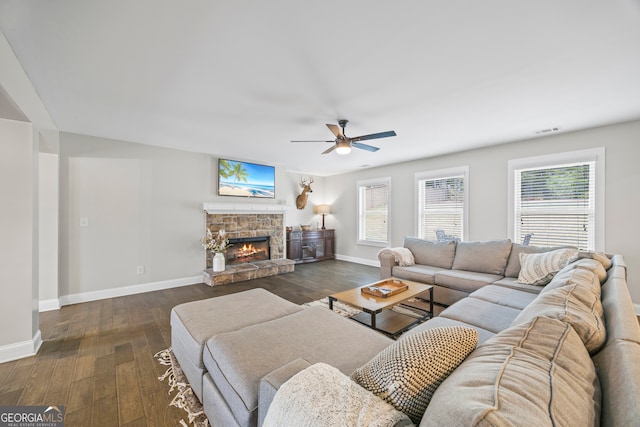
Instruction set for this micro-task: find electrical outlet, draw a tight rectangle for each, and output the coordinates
[136,265,145,275]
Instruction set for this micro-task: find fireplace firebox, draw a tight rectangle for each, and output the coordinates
[225,236,271,265]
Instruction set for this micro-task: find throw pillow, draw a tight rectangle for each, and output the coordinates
[264,363,413,427]
[543,260,603,296]
[423,317,601,426]
[350,326,478,423]
[517,248,577,286]
[512,283,606,354]
[571,250,613,270]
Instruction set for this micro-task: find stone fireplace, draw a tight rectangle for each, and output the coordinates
[202,203,294,285]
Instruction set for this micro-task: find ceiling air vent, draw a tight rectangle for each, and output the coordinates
[535,126,561,135]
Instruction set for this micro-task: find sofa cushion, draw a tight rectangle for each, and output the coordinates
[405,316,496,345]
[439,298,522,333]
[403,237,456,269]
[434,269,503,293]
[171,288,303,368]
[264,363,413,427]
[469,284,538,310]
[571,250,613,270]
[512,282,606,354]
[451,239,512,275]
[491,277,544,294]
[517,247,577,286]
[543,259,603,296]
[392,264,448,285]
[503,244,570,278]
[558,257,607,284]
[351,326,478,424]
[423,316,601,427]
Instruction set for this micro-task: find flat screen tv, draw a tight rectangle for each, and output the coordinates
[218,159,275,198]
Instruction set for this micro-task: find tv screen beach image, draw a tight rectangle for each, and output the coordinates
[218,159,275,198]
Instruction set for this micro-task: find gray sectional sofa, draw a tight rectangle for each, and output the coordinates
[378,237,569,307]
[171,238,640,426]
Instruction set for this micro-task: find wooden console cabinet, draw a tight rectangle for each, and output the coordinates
[286,229,335,264]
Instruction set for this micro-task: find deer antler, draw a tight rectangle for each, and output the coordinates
[300,177,313,187]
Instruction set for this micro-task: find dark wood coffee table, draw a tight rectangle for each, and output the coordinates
[328,278,433,338]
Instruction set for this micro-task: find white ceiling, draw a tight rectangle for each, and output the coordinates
[1,1,640,176]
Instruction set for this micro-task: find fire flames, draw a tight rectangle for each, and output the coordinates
[238,243,259,258]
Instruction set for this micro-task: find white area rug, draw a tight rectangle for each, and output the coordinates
[303,297,363,317]
[155,348,209,427]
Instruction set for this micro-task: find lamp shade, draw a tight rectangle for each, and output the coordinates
[314,204,331,215]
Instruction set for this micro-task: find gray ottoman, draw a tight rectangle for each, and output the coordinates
[202,306,394,427]
[170,288,304,402]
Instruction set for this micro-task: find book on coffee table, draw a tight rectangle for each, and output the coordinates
[361,279,409,298]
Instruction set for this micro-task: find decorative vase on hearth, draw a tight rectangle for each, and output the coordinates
[213,252,226,272]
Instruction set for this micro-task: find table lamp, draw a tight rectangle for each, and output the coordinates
[314,204,331,229]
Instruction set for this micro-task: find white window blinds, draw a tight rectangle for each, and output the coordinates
[417,169,466,241]
[514,161,596,250]
[358,178,390,245]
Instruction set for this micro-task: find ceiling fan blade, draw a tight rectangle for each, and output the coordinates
[326,124,344,139]
[322,145,337,154]
[352,142,380,152]
[291,140,334,143]
[350,130,396,142]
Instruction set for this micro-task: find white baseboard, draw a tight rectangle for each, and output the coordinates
[0,329,42,364]
[58,275,202,307]
[39,298,61,312]
[335,254,380,267]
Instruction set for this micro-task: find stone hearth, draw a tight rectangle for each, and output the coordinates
[202,203,294,285]
[203,259,295,286]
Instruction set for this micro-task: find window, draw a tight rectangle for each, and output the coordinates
[508,148,605,251]
[416,167,468,241]
[357,177,391,246]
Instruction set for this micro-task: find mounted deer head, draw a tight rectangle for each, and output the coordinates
[296,177,314,210]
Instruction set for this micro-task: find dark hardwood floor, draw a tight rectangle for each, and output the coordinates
[0,260,380,426]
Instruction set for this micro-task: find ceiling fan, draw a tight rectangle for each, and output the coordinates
[291,119,396,155]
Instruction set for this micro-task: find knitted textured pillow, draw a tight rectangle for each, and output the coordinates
[517,248,577,286]
[350,326,478,424]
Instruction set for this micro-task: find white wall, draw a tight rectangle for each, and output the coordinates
[283,173,329,230]
[0,119,38,361]
[0,30,59,362]
[38,152,59,308]
[57,133,327,302]
[325,120,640,303]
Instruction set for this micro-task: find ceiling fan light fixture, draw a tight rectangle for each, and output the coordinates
[336,140,351,155]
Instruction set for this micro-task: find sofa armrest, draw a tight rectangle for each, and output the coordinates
[378,249,398,279]
[258,357,313,426]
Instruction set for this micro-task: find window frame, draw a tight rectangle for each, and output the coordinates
[415,166,469,241]
[357,177,391,247]
[507,147,605,251]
